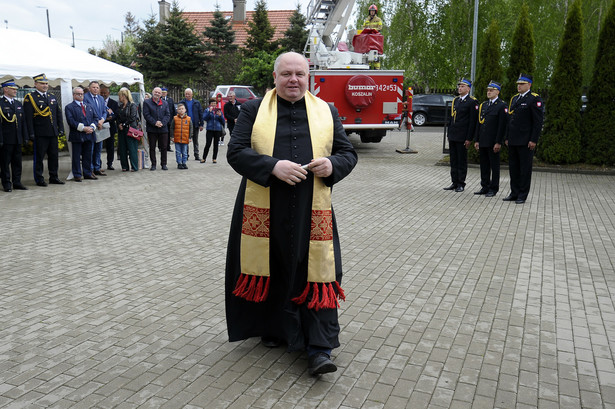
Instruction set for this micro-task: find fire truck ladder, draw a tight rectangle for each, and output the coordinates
[304,0,355,60]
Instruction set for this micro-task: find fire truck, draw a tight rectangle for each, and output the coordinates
[305,0,404,143]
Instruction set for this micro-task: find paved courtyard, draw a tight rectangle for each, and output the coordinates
[1,128,615,408]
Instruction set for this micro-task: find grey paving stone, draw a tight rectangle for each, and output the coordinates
[1,129,615,408]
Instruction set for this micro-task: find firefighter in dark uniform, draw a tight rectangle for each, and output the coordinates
[0,80,29,192]
[444,78,478,192]
[23,73,65,186]
[473,80,508,197]
[503,73,543,204]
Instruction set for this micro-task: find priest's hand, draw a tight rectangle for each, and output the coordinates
[272,160,308,185]
[306,157,332,178]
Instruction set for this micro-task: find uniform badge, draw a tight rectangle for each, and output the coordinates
[475,105,479,109]
[504,108,508,113]
[537,101,542,107]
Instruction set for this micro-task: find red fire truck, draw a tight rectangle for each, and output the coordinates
[310,69,404,143]
[305,0,404,143]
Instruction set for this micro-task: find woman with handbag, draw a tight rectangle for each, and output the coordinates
[117,87,140,172]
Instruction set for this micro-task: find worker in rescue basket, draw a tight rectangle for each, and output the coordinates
[363,4,382,32]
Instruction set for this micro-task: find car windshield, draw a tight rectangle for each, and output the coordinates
[216,87,229,97]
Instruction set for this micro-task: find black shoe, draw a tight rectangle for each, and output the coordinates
[74,177,82,182]
[485,191,496,197]
[150,165,156,171]
[161,165,168,170]
[261,336,282,348]
[107,165,115,170]
[474,189,488,195]
[308,352,337,376]
[502,194,517,201]
[49,178,65,185]
[443,184,456,191]
[177,164,182,169]
[515,199,526,204]
[94,170,107,176]
[3,186,12,192]
[36,180,48,187]
[84,175,98,180]
[182,164,188,169]
[13,183,27,190]
[454,186,464,192]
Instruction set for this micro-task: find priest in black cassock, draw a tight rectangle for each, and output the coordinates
[225,52,358,376]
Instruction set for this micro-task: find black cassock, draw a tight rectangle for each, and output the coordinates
[225,96,357,352]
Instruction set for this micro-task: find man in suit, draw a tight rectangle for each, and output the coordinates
[100,84,118,170]
[179,88,203,161]
[65,87,98,182]
[23,73,65,186]
[444,78,478,192]
[161,87,176,152]
[503,73,544,204]
[0,79,28,191]
[473,81,508,197]
[84,81,108,176]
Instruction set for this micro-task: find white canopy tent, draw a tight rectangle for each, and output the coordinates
[0,28,147,177]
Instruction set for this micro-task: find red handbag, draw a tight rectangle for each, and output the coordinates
[128,126,143,141]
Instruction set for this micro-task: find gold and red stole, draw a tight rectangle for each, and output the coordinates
[232,89,345,310]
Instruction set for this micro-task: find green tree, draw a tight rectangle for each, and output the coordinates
[160,1,207,86]
[236,50,280,95]
[279,5,308,53]
[475,20,503,99]
[583,0,615,165]
[504,2,535,99]
[124,11,140,37]
[134,14,166,83]
[244,0,277,58]
[203,5,240,87]
[470,19,504,164]
[539,0,584,164]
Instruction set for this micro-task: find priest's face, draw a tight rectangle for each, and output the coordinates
[273,53,309,103]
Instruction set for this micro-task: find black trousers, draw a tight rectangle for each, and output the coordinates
[105,134,115,167]
[227,119,236,138]
[1,144,23,188]
[449,140,467,187]
[479,147,500,193]
[148,132,168,166]
[34,135,59,182]
[203,130,222,161]
[508,145,534,200]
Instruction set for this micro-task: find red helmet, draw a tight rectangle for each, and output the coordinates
[368,4,378,13]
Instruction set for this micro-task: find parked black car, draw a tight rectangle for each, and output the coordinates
[411,93,455,126]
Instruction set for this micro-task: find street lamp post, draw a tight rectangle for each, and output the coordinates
[37,6,51,37]
[470,0,479,97]
[70,25,75,47]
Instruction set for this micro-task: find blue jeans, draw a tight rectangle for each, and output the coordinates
[175,143,188,164]
[91,140,103,172]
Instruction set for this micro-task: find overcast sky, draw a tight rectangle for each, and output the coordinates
[3,0,308,52]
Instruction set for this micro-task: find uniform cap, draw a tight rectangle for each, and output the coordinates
[161,87,168,91]
[33,73,49,83]
[1,79,18,89]
[487,80,501,90]
[517,73,533,84]
[458,78,472,87]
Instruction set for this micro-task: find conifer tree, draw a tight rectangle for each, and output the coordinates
[470,19,503,164]
[160,1,207,85]
[279,5,308,53]
[203,5,240,87]
[124,12,140,38]
[583,0,615,165]
[539,0,583,164]
[135,15,167,82]
[475,20,503,101]
[504,2,535,100]
[244,0,277,58]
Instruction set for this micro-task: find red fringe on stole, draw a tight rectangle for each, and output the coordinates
[232,273,270,303]
[291,281,345,310]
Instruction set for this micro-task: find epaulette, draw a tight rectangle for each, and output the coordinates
[470,96,477,100]
[531,92,540,97]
